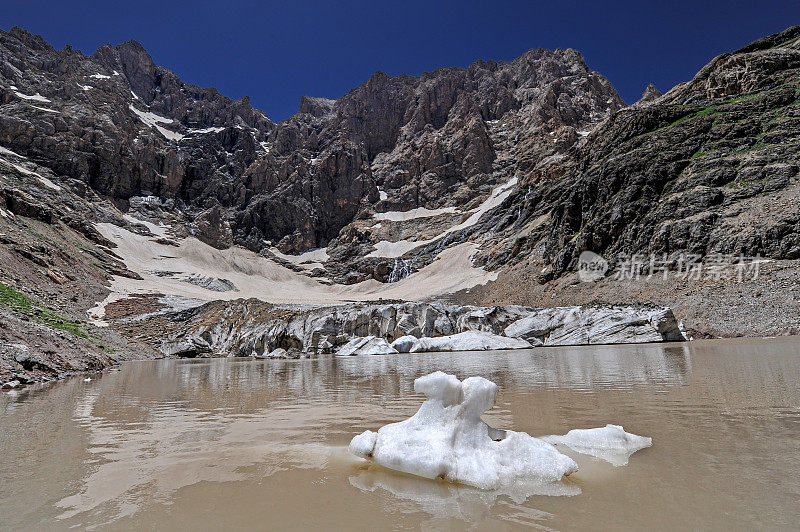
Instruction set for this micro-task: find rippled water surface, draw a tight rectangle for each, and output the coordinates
[2,338,799,530]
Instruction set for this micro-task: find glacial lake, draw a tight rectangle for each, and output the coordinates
[1,338,799,530]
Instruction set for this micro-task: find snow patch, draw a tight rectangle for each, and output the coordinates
[129,105,183,141]
[378,190,388,201]
[368,239,424,259]
[349,371,578,489]
[31,105,58,114]
[0,151,61,191]
[122,214,168,237]
[188,126,224,134]
[270,246,329,266]
[367,177,518,258]
[14,91,51,102]
[373,206,459,222]
[76,83,93,91]
[90,73,111,80]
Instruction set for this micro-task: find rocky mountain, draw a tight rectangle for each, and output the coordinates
[0,26,621,258]
[473,26,800,279]
[2,25,800,385]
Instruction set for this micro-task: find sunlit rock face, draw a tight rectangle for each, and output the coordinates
[0,26,622,262]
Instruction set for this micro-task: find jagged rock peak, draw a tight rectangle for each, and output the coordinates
[636,83,662,104]
[298,95,337,118]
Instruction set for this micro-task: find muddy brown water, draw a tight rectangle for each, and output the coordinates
[1,338,799,530]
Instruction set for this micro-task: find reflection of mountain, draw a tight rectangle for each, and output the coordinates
[349,467,579,525]
[113,343,693,406]
[336,343,693,391]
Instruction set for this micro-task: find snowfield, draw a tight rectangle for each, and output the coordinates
[88,222,497,323]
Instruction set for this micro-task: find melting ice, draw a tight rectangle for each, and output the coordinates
[349,371,652,489]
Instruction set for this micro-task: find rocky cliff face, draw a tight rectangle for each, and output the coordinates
[0,27,621,256]
[478,26,800,279]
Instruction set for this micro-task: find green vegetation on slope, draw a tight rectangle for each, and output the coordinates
[0,282,86,337]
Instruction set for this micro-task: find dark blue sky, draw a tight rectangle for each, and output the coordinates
[3,1,799,122]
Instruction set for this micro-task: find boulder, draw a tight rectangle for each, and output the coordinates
[192,204,233,250]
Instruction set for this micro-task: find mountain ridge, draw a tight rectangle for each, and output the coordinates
[2,25,800,385]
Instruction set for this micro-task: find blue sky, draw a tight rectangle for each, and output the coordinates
[3,1,799,121]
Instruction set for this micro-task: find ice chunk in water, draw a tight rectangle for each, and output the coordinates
[542,424,652,466]
[348,371,578,490]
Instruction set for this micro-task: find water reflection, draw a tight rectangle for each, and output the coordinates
[349,467,580,525]
[2,338,799,530]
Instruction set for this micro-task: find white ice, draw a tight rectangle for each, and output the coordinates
[336,336,398,356]
[542,424,652,466]
[391,330,532,353]
[349,371,578,490]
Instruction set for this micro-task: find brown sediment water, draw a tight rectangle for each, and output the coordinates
[1,338,799,530]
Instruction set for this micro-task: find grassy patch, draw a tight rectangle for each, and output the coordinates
[696,105,719,117]
[0,282,86,337]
